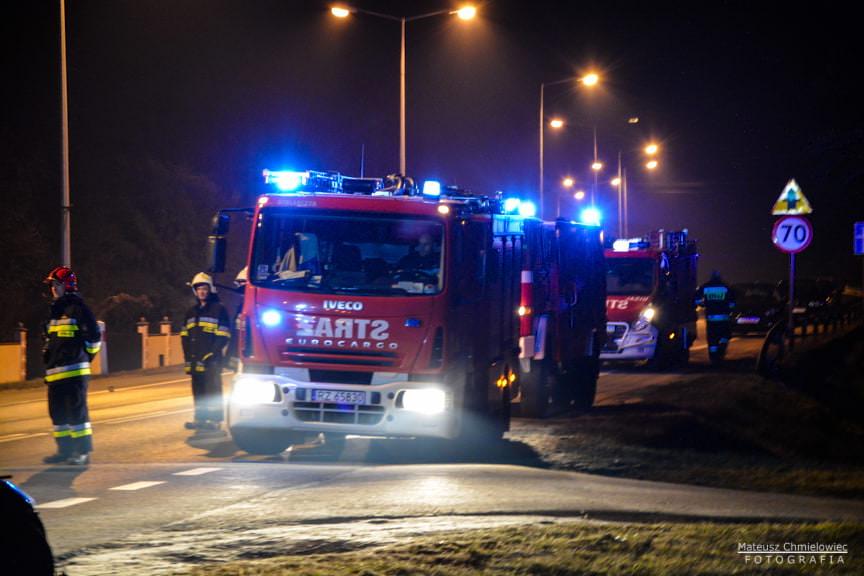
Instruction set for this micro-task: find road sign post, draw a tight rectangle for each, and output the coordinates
[771,182,814,353]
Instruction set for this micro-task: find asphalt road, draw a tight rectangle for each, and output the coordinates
[2,331,860,575]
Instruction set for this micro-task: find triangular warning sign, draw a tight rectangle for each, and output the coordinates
[772,179,813,215]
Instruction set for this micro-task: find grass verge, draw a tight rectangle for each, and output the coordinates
[183,521,863,575]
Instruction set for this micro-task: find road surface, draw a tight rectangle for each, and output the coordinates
[3,331,858,575]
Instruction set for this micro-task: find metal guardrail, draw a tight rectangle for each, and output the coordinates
[757,298,863,378]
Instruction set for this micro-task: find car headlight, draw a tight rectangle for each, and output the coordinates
[398,388,449,414]
[632,306,656,331]
[231,378,280,404]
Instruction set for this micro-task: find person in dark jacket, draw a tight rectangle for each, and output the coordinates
[181,272,231,431]
[695,269,736,357]
[42,267,101,466]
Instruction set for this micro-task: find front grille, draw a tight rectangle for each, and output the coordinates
[602,324,628,352]
[309,370,372,385]
[294,402,385,425]
[280,347,400,367]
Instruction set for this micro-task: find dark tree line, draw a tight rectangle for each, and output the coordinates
[0,146,248,370]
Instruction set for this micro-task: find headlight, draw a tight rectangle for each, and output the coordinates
[398,388,448,414]
[261,309,282,327]
[632,306,656,331]
[231,378,280,404]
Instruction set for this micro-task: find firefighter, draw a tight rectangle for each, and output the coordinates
[42,266,101,466]
[696,269,736,362]
[181,272,231,430]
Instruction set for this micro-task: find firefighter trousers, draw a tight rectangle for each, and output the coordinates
[47,376,93,456]
[190,362,224,423]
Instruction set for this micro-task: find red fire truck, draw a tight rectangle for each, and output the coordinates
[600,229,699,367]
[517,219,607,417]
[208,170,527,454]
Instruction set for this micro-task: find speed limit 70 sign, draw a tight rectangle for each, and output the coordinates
[772,215,813,253]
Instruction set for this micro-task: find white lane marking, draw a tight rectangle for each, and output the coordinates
[110,481,166,491]
[0,432,50,443]
[173,467,222,476]
[34,468,224,509]
[0,408,191,444]
[99,408,190,425]
[38,497,98,509]
[91,377,190,395]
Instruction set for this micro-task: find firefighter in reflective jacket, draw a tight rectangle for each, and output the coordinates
[695,270,736,358]
[181,273,231,430]
[42,267,101,466]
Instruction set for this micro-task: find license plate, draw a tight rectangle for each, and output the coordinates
[736,316,760,324]
[311,389,366,405]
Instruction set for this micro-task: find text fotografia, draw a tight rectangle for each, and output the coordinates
[738,542,848,565]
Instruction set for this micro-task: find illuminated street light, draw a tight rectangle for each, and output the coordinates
[331,4,476,176]
[613,137,663,237]
[538,73,600,218]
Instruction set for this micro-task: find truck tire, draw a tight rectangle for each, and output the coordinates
[229,427,294,455]
[562,357,598,413]
[520,359,551,418]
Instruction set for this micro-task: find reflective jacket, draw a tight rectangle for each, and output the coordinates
[181,295,231,373]
[42,293,102,383]
[696,279,736,321]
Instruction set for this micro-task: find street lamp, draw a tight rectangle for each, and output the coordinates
[331,4,477,176]
[539,73,599,218]
[612,140,660,238]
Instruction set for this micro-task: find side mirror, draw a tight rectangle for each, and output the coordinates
[211,213,230,236]
[208,235,226,274]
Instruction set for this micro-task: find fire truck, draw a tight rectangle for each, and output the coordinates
[207,170,527,454]
[517,219,607,417]
[600,229,699,367]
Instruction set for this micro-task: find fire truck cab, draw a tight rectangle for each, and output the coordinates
[209,171,526,454]
[600,229,698,367]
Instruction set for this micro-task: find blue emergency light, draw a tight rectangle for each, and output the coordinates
[422,180,442,197]
[579,207,602,226]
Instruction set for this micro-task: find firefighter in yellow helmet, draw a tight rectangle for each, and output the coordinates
[181,273,231,430]
[42,267,101,466]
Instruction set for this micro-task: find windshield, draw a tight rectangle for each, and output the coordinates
[250,209,444,295]
[606,257,654,295]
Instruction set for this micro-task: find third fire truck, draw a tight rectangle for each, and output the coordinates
[600,229,699,367]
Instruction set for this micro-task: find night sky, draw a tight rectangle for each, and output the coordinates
[5,1,864,292]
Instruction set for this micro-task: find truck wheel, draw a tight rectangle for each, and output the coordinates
[563,357,598,413]
[322,432,347,455]
[520,359,551,418]
[229,427,293,455]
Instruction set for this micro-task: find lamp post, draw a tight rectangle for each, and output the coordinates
[611,140,660,238]
[60,0,71,267]
[539,73,599,219]
[331,5,476,176]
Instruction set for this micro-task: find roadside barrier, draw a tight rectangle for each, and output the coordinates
[757,297,863,378]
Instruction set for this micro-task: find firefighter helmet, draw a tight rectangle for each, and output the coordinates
[189,272,217,294]
[233,266,248,289]
[44,266,78,292]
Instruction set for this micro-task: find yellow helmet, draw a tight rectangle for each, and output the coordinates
[189,272,216,295]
